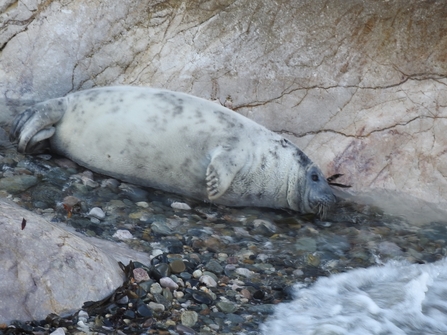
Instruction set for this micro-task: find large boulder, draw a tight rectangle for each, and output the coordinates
[0,198,124,323]
[1,1,446,206]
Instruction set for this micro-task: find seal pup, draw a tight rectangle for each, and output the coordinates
[10,86,336,215]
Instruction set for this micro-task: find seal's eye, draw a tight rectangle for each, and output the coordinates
[311,174,319,182]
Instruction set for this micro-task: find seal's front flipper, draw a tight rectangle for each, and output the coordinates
[206,147,243,200]
[10,98,66,154]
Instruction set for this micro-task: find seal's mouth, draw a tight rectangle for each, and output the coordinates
[311,199,334,218]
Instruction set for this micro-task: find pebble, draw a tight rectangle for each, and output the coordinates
[136,201,149,208]
[150,283,163,295]
[216,301,238,314]
[192,269,203,278]
[112,229,133,240]
[50,328,65,335]
[199,275,217,287]
[171,202,191,210]
[159,277,179,290]
[133,268,150,283]
[235,267,253,278]
[181,311,198,327]
[0,175,38,193]
[205,259,224,274]
[169,259,186,273]
[88,207,105,220]
[148,302,165,312]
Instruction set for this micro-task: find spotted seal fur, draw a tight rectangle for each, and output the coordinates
[10,86,336,215]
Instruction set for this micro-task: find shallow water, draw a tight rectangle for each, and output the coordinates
[261,259,447,335]
[2,151,447,333]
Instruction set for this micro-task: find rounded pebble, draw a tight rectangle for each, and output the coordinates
[192,269,203,278]
[192,290,214,304]
[159,277,179,290]
[137,304,152,317]
[88,207,105,220]
[133,268,150,283]
[148,302,165,312]
[181,310,198,327]
[169,259,186,274]
[171,202,191,210]
[199,275,217,287]
[112,229,133,240]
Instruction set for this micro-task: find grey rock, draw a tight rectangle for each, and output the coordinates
[88,207,105,220]
[205,259,224,274]
[295,237,317,253]
[216,301,238,314]
[247,304,276,314]
[181,310,199,327]
[0,199,123,324]
[0,175,38,193]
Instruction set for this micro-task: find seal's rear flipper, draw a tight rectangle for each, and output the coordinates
[206,147,243,200]
[9,98,66,154]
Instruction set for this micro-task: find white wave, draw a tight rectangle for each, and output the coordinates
[261,259,447,335]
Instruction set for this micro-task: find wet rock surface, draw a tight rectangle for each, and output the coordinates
[1,149,446,334]
[0,194,124,324]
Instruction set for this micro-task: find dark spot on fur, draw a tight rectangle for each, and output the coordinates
[281,138,289,147]
[293,148,311,165]
[269,149,279,160]
[173,105,183,116]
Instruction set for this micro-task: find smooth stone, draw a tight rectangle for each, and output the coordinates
[112,229,133,240]
[205,259,224,274]
[176,325,196,334]
[0,175,38,193]
[174,291,184,299]
[136,201,149,208]
[199,275,217,288]
[202,271,218,282]
[226,313,245,323]
[153,293,171,309]
[235,268,253,278]
[378,241,404,256]
[150,283,163,295]
[151,221,173,236]
[160,277,179,290]
[295,237,317,252]
[192,269,203,278]
[116,295,129,305]
[50,328,65,335]
[307,254,321,267]
[247,304,276,314]
[192,290,214,305]
[179,272,192,281]
[163,287,173,301]
[181,311,199,327]
[137,304,153,317]
[151,263,171,280]
[88,207,105,220]
[169,259,186,274]
[148,302,165,313]
[252,219,277,236]
[133,268,150,283]
[216,301,238,314]
[171,202,191,210]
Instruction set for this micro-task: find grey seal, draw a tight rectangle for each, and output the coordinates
[10,86,336,215]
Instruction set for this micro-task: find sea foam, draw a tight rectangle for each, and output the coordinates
[261,258,447,335]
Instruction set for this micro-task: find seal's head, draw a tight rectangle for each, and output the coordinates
[300,164,336,217]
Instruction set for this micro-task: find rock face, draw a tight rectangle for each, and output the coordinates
[1,2,447,203]
[0,199,124,323]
